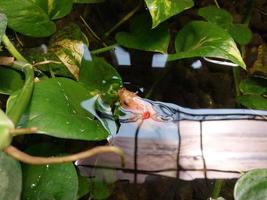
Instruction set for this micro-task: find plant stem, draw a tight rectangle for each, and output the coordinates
[7,61,34,125]
[4,145,125,166]
[211,179,224,199]
[91,44,117,55]
[233,67,241,97]
[10,127,38,136]
[80,15,107,47]
[2,34,28,62]
[104,1,142,38]
[214,0,220,8]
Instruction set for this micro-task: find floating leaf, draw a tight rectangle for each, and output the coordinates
[0,151,22,200]
[0,67,24,95]
[168,21,246,68]
[116,14,170,53]
[249,44,267,78]
[144,0,194,28]
[0,0,56,37]
[31,0,73,20]
[0,109,14,149]
[80,56,122,104]
[8,78,109,141]
[22,144,78,200]
[234,169,267,200]
[198,6,251,45]
[239,78,267,95]
[236,95,267,110]
[0,13,7,43]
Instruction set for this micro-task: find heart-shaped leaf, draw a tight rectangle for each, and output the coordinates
[198,6,233,29]
[115,14,170,53]
[228,24,252,45]
[0,151,22,200]
[9,78,109,141]
[0,109,14,149]
[80,56,122,104]
[0,67,24,95]
[168,21,246,68]
[0,13,7,43]
[144,0,194,28]
[31,0,73,20]
[0,0,56,37]
[22,144,78,200]
[234,169,267,200]
[198,6,252,45]
[29,23,89,79]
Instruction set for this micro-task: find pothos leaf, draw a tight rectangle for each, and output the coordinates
[168,21,246,68]
[8,78,109,141]
[0,151,22,200]
[144,0,194,28]
[79,56,122,104]
[198,6,252,45]
[31,0,73,20]
[0,0,56,37]
[116,14,170,53]
[234,169,267,200]
[29,23,88,79]
[22,144,78,200]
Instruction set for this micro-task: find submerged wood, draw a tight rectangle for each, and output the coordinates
[76,97,267,182]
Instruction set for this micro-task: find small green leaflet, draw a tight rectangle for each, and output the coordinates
[144,0,194,28]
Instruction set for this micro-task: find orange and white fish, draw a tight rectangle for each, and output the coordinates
[118,88,154,120]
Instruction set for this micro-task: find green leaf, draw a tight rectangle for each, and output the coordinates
[22,144,78,200]
[0,151,22,200]
[74,0,105,3]
[0,13,7,43]
[144,0,194,28]
[239,78,267,95]
[198,6,233,29]
[29,23,88,80]
[168,21,246,68]
[198,6,252,45]
[0,67,24,95]
[0,109,14,149]
[115,14,170,53]
[236,95,267,110]
[0,0,56,37]
[229,24,252,45]
[10,78,108,141]
[234,169,267,200]
[80,56,122,104]
[31,0,73,20]
[77,175,90,199]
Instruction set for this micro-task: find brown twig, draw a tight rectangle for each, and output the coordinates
[4,145,125,166]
